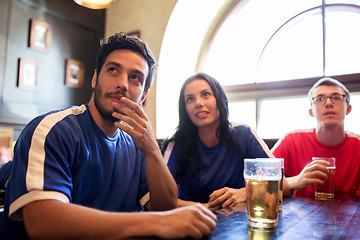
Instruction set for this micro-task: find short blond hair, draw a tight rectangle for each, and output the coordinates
[308,77,350,104]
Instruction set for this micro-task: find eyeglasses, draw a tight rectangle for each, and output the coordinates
[311,93,347,105]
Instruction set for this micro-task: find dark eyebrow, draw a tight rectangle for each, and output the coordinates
[316,93,343,97]
[132,69,145,78]
[104,61,121,68]
[201,89,211,94]
[104,61,146,79]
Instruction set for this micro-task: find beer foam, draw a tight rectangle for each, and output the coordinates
[244,176,281,181]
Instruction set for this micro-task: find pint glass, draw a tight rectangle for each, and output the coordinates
[312,157,336,200]
[278,158,284,212]
[244,158,282,228]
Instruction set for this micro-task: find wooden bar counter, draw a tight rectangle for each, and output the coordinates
[208,194,359,239]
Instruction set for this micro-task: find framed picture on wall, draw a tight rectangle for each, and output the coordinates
[65,58,84,89]
[0,127,14,148]
[29,19,52,51]
[17,58,38,90]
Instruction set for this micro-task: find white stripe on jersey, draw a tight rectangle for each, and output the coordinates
[26,105,87,191]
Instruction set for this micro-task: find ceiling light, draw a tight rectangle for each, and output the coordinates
[74,0,114,9]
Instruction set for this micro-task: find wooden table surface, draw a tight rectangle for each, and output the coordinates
[208,194,360,239]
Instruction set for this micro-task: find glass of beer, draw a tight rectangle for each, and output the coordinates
[312,157,336,200]
[244,158,282,228]
[278,158,284,212]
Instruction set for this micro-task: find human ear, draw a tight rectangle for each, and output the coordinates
[91,70,97,89]
[346,104,352,115]
[140,91,149,106]
[309,108,314,117]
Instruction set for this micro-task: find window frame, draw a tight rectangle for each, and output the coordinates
[223,74,360,102]
[199,1,360,133]
[201,1,360,101]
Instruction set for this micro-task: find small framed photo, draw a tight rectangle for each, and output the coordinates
[65,58,84,89]
[127,31,140,38]
[17,58,38,90]
[29,19,52,51]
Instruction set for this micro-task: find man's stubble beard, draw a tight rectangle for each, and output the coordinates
[93,84,120,123]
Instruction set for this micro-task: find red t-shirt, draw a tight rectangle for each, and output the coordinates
[272,129,360,198]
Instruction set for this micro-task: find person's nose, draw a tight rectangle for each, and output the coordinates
[195,96,203,108]
[324,97,334,107]
[116,73,128,92]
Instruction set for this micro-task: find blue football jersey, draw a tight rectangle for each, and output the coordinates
[0,104,148,239]
[167,124,272,203]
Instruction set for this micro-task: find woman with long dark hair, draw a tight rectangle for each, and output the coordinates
[163,73,273,211]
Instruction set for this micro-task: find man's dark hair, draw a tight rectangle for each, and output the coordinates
[96,32,157,92]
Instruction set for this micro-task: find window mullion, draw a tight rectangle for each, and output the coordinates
[322,0,326,76]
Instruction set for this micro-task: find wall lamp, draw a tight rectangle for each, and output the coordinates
[74,0,114,9]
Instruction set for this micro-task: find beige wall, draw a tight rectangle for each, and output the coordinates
[105,0,178,137]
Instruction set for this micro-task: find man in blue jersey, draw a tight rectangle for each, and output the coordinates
[0,33,216,239]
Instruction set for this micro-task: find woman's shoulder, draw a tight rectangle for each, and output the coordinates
[233,123,251,129]
[163,140,175,164]
[232,123,253,134]
[161,138,175,152]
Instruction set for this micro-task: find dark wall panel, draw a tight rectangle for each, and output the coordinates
[0,0,10,99]
[0,0,105,127]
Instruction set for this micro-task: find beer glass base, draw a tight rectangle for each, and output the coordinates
[248,226,277,239]
[248,219,278,229]
[315,192,334,200]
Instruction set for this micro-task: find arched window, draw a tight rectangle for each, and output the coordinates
[200,0,360,138]
[156,0,360,139]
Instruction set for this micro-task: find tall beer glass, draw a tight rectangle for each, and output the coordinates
[278,158,284,212]
[244,158,282,228]
[312,157,336,200]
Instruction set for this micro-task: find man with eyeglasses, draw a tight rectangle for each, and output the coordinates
[272,77,360,198]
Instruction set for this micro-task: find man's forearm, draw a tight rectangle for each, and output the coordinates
[283,176,299,197]
[23,199,166,239]
[145,149,178,211]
